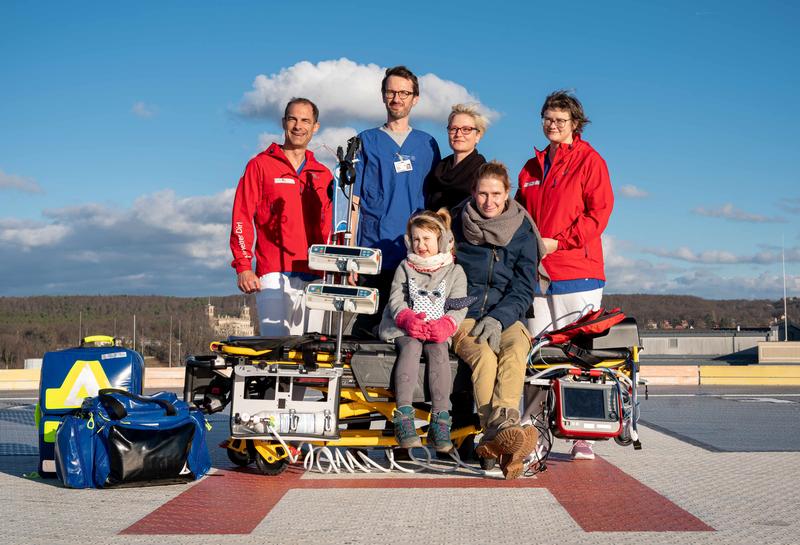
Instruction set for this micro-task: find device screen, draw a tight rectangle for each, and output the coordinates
[323,246,362,256]
[563,387,606,419]
[321,286,360,296]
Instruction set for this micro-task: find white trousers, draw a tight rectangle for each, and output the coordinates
[526,287,604,338]
[255,273,325,336]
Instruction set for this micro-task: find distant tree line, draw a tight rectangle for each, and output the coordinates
[603,294,799,330]
[0,294,797,369]
[0,295,256,369]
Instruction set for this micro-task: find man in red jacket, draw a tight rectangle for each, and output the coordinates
[230,98,333,336]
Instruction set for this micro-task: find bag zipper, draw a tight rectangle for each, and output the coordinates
[480,246,498,315]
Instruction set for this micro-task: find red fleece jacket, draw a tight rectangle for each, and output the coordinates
[230,143,332,276]
[517,135,613,282]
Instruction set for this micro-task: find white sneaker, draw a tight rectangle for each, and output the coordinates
[570,440,595,460]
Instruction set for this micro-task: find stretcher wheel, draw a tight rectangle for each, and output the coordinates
[227,447,253,467]
[614,427,633,446]
[254,453,289,476]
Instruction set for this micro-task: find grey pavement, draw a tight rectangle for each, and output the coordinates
[639,385,800,452]
[1,387,799,544]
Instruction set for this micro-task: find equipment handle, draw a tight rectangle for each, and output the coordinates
[98,388,178,420]
[80,335,117,347]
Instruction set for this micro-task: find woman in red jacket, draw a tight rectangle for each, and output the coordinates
[516,90,613,460]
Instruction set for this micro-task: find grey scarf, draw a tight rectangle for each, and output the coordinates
[461,198,550,292]
[462,199,527,246]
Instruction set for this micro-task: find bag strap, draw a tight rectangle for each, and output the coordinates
[546,308,626,345]
[560,342,605,369]
[98,388,178,420]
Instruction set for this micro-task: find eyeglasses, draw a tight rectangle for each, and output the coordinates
[447,126,479,136]
[384,90,414,100]
[542,117,572,128]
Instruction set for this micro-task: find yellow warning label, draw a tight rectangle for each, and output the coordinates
[45,360,112,410]
[43,420,60,443]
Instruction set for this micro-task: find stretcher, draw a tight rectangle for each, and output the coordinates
[182,307,644,477]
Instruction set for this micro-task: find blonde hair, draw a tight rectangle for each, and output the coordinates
[406,208,452,241]
[448,103,489,134]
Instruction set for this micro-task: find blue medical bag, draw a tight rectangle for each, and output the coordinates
[55,389,211,488]
[36,336,144,475]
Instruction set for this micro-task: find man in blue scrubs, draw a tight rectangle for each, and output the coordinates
[352,65,440,335]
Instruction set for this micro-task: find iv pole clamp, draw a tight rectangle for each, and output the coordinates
[333,136,362,364]
[304,135,381,366]
[337,135,362,248]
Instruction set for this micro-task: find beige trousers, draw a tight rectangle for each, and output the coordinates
[452,319,531,429]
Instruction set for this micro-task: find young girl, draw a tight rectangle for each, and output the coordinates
[378,209,469,453]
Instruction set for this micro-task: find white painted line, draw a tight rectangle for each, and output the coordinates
[732,398,796,404]
[647,393,800,398]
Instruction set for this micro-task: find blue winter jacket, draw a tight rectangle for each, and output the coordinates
[452,205,538,329]
[355,128,440,270]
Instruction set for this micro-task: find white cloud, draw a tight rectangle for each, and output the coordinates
[0,188,237,295]
[644,245,800,265]
[132,101,157,118]
[601,234,635,268]
[602,234,679,293]
[600,234,800,298]
[242,60,496,173]
[310,127,359,169]
[0,169,43,193]
[44,203,122,228]
[257,132,283,152]
[238,58,498,126]
[131,189,232,237]
[3,189,797,299]
[0,219,70,248]
[669,269,800,299]
[649,247,741,264]
[414,73,498,124]
[692,203,785,223]
[610,265,797,299]
[618,184,648,198]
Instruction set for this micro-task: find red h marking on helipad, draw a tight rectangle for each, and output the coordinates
[121,455,713,535]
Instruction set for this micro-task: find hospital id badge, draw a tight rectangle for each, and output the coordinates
[394,158,413,173]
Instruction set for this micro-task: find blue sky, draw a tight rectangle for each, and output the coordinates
[1,0,798,299]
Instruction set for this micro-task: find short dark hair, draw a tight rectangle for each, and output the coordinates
[381,65,419,96]
[284,97,319,122]
[540,90,590,134]
[473,160,511,192]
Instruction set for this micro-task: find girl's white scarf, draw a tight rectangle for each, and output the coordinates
[406,247,454,273]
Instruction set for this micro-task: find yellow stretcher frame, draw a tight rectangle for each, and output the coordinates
[211,337,640,475]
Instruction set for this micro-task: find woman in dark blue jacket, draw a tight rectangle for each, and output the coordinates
[451,160,542,480]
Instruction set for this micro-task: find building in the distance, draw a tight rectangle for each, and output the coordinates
[639,321,800,362]
[206,301,254,337]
